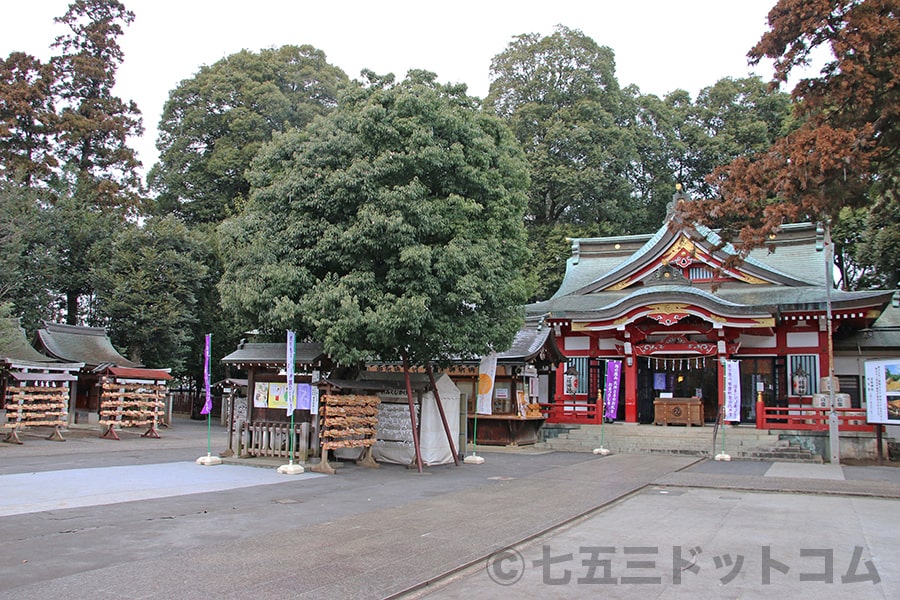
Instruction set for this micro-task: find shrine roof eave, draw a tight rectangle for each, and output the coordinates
[317,376,432,393]
[529,286,774,323]
[2,359,85,372]
[221,342,328,369]
[528,286,894,323]
[95,366,173,381]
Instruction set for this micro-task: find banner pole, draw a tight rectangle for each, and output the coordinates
[196,333,221,465]
[278,330,303,474]
[472,411,478,456]
[289,411,295,466]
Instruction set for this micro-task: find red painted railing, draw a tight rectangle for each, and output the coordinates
[539,401,603,424]
[756,402,876,432]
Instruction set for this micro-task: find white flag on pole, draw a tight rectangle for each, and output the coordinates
[476,352,497,415]
[724,359,741,422]
[285,330,296,415]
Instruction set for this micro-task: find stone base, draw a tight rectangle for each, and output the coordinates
[277,463,305,475]
[196,455,222,466]
[715,452,732,461]
[592,447,611,456]
[463,454,485,464]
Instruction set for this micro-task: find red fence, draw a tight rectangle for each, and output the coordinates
[542,399,880,432]
[540,401,603,425]
[757,403,877,432]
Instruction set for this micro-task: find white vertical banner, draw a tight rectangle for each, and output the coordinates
[724,359,741,422]
[285,330,296,414]
[476,352,498,415]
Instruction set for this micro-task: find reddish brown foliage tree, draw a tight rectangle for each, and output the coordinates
[0,52,58,186]
[678,0,899,253]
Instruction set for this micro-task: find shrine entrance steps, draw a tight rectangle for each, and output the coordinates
[536,423,823,463]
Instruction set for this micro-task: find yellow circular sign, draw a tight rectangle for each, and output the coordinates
[478,373,494,395]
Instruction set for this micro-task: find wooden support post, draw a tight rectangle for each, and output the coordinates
[47,426,66,442]
[220,394,236,457]
[3,427,23,445]
[877,425,884,465]
[357,445,379,468]
[100,424,120,440]
[311,450,336,475]
[402,354,424,473]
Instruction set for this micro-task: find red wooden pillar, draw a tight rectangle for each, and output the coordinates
[554,362,565,401]
[624,358,638,423]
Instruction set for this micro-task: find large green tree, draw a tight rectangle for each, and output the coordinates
[679,76,795,199]
[149,45,348,224]
[219,70,531,368]
[92,215,207,371]
[485,25,636,230]
[0,182,58,332]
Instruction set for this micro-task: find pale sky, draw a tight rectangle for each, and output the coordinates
[4,1,800,182]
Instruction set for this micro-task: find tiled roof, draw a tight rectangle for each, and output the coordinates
[835,303,900,350]
[552,221,822,300]
[221,342,327,366]
[528,285,893,318]
[34,322,139,369]
[1,318,60,364]
[496,325,557,361]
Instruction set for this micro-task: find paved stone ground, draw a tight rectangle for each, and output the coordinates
[2,418,899,599]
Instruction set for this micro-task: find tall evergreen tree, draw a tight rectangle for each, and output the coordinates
[52,0,143,211]
[49,0,143,324]
[486,25,636,231]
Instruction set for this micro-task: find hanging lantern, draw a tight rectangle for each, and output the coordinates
[792,368,809,396]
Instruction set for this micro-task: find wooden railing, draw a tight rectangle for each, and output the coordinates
[539,401,603,424]
[237,420,311,460]
[756,402,876,432]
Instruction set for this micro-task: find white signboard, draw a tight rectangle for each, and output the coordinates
[724,360,741,422]
[865,358,900,424]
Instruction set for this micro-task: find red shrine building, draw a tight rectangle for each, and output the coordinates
[526,190,896,429]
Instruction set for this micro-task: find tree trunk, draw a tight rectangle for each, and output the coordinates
[401,351,424,473]
[66,290,79,325]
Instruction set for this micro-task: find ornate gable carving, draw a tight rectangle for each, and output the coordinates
[643,263,690,286]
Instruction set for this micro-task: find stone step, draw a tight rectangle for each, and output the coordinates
[536,424,823,463]
[552,434,787,448]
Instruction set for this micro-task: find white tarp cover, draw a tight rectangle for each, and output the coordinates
[372,373,460,466]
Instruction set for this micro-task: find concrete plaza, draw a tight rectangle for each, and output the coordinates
[1,417,898,599]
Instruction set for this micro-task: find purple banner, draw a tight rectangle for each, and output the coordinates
[200,333,212,415]
[603,360,622,420]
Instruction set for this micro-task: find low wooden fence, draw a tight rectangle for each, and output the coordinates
[237,420,312,460]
